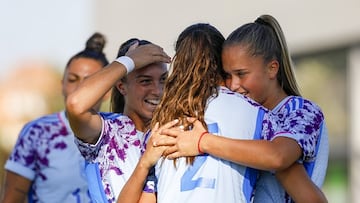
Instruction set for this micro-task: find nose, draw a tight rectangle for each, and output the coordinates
[151,81,163,96]
[227,76,241,92]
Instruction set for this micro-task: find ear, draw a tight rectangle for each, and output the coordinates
[116,81,127,96]
[267,60,279,79]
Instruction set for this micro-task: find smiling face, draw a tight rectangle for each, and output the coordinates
[222,44,280,108]
[118,62,168,130]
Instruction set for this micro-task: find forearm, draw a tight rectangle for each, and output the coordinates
[200,134,301,171]
[66,61,126,116]
[66,62,126,143]
[117,159,151,203]
[1,171,31,203]
[276,163,328,203]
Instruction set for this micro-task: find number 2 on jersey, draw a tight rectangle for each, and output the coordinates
[180,123,218,191]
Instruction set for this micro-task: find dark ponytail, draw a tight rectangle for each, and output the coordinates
[66,32,109,68]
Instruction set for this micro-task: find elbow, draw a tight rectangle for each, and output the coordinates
[267,153,293,171]
[66,93,85,117]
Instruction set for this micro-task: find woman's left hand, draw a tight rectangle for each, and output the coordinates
[141,120,179,168]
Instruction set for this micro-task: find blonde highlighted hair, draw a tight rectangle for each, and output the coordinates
[224,14,301,96]
[150,23,225,164]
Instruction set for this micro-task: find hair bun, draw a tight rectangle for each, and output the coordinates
[86,32,106,53]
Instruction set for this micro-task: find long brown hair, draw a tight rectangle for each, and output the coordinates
[150,23,225,164]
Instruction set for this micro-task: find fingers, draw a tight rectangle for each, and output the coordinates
[128,41,139,51]
[149,122,160,140]
[126,44,171,68]
[151,119,180,147]
[162,147,181,159]
[165,152,181,160]
[145,44,171,61]
[153,136,176,147]
[158,119,179,132]
[160,128,180,138]
[152,122,160,132]
[186,117,197,123]
[153,50,171,64]
[141,145,167,168]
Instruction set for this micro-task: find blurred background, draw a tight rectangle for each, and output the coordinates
[1,0,359,202]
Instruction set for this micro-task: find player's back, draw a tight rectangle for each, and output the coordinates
[155,86,266,203]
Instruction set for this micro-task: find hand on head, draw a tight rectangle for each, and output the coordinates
[126,43,171,70]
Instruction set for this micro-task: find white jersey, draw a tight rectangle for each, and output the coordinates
[253,96,329,203]
[153,86,267,203]
[5,111,91,203]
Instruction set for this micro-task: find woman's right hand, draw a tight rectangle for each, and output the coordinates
[126,43,171,70]
[154,118,207,159]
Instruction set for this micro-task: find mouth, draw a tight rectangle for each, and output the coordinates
[236,90,248,96]
[145,99,160,106]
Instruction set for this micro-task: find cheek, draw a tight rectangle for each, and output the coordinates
[245,80,267,101]
[129,85,147,99]
[243,77,260,91]
[225,78,232,88]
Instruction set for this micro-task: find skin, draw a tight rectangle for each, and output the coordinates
[117,120,180,203]
[223,44,327,203]
[156,44,327,203]
[160,45,302,170]
[66,43,171,144]
[1,57,105,203]
[223,45,285,110]
[117,46,304,202]
[117,63,168,132]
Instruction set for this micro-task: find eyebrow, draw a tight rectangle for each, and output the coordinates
[67,72,94,79]
[67,72,80,77]
[135,72,168,79]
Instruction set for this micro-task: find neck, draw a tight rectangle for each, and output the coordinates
[263,88,288,110]
[124,111,148,132]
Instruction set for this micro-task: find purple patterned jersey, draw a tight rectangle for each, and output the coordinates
[261,96,324,162]
[254,96,329,203]
[75,112,144,203]
[5,111,91,203]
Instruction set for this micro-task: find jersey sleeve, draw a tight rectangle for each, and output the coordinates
[75,113,141,162]
[265,100,324,162]
[74,115,108,162]
[5,123,39,180]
